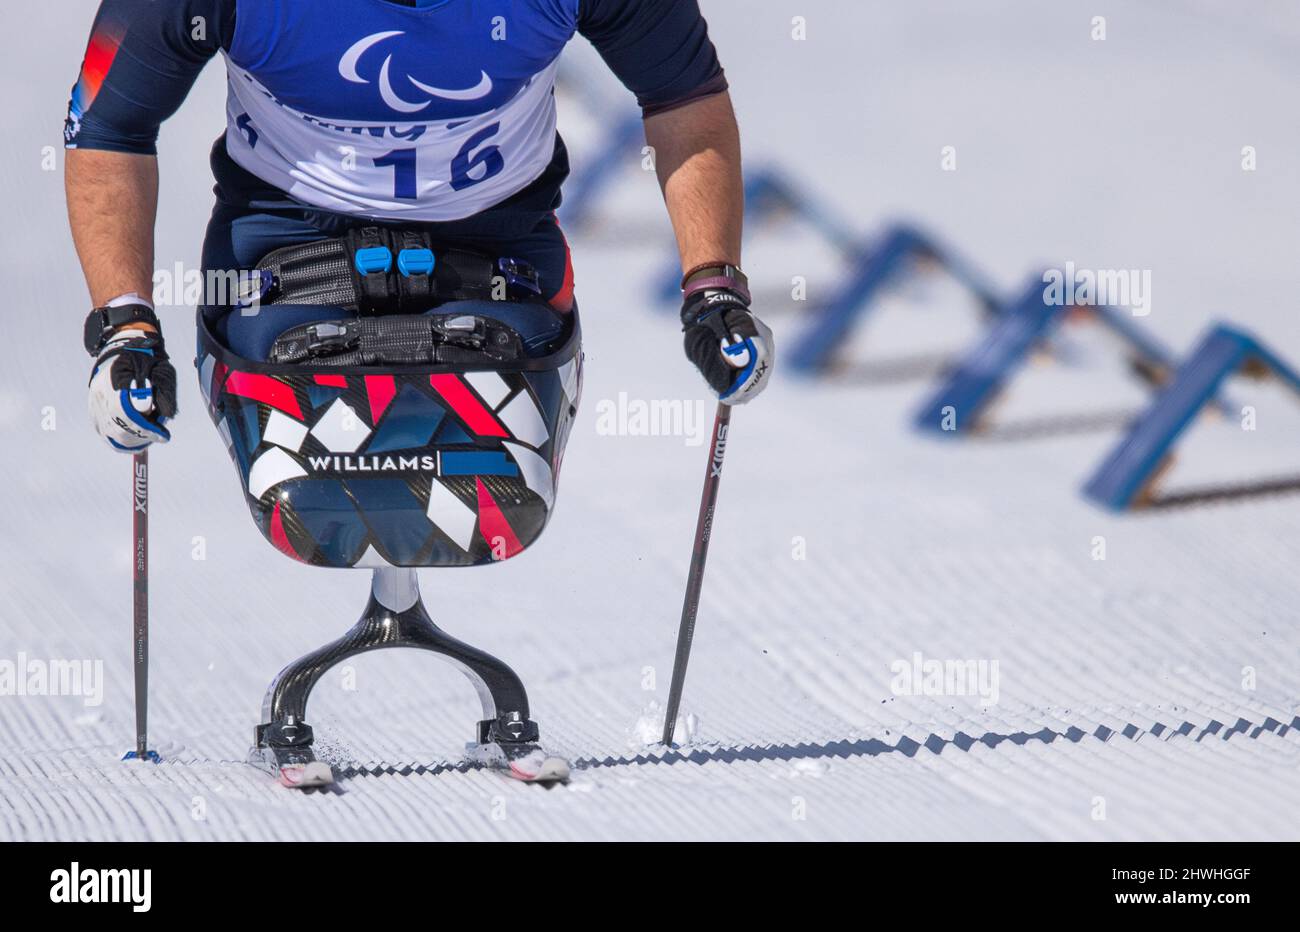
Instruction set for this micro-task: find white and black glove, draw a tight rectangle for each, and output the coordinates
[680,268,774,404]
[86,307,177,452]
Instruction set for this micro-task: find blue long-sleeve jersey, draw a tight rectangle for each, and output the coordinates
[66,0,727,222]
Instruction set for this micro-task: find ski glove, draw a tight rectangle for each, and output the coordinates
[87,328,178,452]
[681,284,774,404]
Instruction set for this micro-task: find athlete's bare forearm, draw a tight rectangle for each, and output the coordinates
[65,148,158,313]
[646,91,744,274]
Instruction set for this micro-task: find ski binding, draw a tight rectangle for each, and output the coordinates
[468,741,571,784]
[249,744,334,789]
[251,722,334,789]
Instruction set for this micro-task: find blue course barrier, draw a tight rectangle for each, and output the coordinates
[912,276,1183,435]
[787,223,1002,374]
[1083,324,1300,510]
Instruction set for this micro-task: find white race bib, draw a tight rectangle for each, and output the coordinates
[223,56,560,222]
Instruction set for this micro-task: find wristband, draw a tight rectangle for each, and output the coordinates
[681,263,750,303]
[83,302,161,356]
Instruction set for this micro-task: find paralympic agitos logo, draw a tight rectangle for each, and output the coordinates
[340,31,494,114]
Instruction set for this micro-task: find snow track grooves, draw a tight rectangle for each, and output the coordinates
[4,709,1297,841]
[330,712,1300,778]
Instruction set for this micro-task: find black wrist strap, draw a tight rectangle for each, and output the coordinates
[84,303,161,356]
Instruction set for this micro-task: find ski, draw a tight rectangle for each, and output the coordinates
[249,745,336,790]
[249,743,569,788]
[467,741,571,784]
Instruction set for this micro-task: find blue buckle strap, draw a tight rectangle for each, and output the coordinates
[264,227,546,317]
[398,248,436,277]
[354,246,393,276]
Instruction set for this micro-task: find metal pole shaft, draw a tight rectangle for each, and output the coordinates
[662,402,732,746]
[132,449,149,757]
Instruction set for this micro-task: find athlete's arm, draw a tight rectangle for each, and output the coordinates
[579,0,769,403]
[578,0,738,268]
[66,149,159,312]
[66,0,233,451]
[64,0,232,311]
[644,91,743,272]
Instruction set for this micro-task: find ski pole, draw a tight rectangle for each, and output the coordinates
[124,449,157,762]
[662,402,732,746]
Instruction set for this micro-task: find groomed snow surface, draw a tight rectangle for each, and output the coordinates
[2,1,1298,840]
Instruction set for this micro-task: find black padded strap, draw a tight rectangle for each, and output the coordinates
[258,230,544,313]
[346,227,397,315]
[395,229,435,308]
[434,248,496,302]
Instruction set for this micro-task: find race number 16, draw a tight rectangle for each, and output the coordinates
[375,122,505,200]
